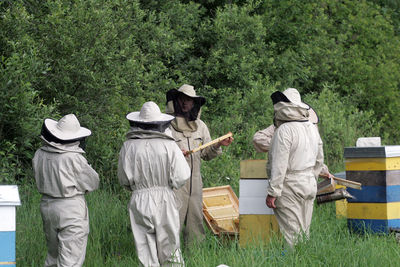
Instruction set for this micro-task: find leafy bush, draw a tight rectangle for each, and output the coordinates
[304,85,383,172]
[0,4,55,182]
[260,0,400,138]
[1,0,399,187]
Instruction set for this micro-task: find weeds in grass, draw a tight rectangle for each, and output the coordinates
[16,185,400,266]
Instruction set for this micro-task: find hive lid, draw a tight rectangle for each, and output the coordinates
[344,146,400,158]
[0,185,21,206]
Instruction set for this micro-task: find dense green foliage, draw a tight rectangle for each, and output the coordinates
[1,0,400,190]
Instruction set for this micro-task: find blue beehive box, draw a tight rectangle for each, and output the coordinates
[0,185,21,266]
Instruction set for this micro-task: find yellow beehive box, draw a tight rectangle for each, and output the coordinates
[240,159,268,179]
[239,214,279,246]
[239,160,279,247]
[202,185,239,236]
[333,172,348,218]
[335,184,348,218]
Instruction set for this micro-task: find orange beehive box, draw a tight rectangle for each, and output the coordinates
[202,185,239,236]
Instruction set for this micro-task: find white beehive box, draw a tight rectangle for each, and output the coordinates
[0,185,21,267]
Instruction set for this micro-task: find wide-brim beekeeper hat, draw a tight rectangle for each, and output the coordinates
[271,88,319,124]
[271,88,310,109]
[166,84,206,106]
[43,114,92,141]
[126,101,174,124]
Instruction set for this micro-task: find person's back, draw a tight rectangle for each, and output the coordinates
[118,101,190,266]
[275,121,321,171]
[119,136,188,190]
[32,114,98,267]
[34,147,98,197]
[269,121,321,202]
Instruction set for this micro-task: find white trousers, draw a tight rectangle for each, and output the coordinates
[40,195,89,267]
[274,193,314,247]
[129,187,184,267]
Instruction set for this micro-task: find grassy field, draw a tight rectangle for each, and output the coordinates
[15,183,400,267]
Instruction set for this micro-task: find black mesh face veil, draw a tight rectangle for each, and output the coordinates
[166,90,204,121]
[270,91,290,105]
[41,122,84,144]
[128,121,172,132]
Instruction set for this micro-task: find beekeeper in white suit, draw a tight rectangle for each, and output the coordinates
[32,114,99,267]
[118,101,190,267]
[265,88,324,247]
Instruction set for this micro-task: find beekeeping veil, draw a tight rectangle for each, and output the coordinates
[271,88,317,127]
[40,114,91,153]
[166,84,206,133]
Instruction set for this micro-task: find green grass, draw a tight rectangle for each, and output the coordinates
[16,183,400,267]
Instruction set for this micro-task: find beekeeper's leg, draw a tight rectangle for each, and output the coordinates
[175,178,205,245]
[175,181,190,232]
[274,193,305,247]
[40,197,58,267]
[303,198,315,239]
[129,195,159,267]
[57,196,89,267]
[185,194,204,244]
[183,175,204,245]
[155,194,184,267]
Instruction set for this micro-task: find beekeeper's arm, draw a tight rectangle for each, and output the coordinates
[75,154,100,193]
[117,145,133,191]
[170,144,191,189]
[314,137,325,179]
[253,125,276,152]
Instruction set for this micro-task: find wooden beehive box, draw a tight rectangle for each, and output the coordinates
[202,185,239,236]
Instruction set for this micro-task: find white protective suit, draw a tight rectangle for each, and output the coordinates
[118,128,190,267]
[267,102,324,247]
[32,140,99,267]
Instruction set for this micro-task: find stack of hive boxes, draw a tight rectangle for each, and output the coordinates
[239,160,279,246]
[345,146,400,233]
